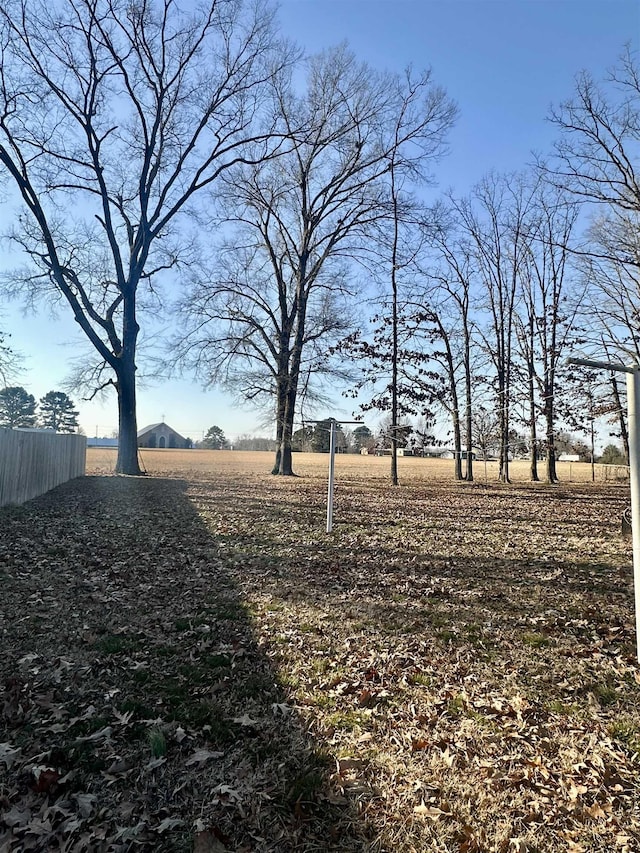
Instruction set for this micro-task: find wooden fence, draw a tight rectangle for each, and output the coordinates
[0,428,86,507]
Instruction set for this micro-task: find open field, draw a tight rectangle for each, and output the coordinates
[87,447,630,485]
[1,450,639,851]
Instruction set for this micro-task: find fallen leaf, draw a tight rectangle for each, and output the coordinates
[193,829,227,853]
[185,749,224,767]
[413,801,443,819]
[157,817,184,833]
[233,714,258,727]
[0,742,21,769]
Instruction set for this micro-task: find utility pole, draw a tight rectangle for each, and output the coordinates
[306,417,362,533]
[568,356,640,660]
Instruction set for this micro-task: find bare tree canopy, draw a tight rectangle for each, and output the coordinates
[451,173,540,483]
[177,45,456,475]
[0,0,290,473]
[548,48,640,217]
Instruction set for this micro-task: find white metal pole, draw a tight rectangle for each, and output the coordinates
[326,419,336,534]
[626,367,640,661]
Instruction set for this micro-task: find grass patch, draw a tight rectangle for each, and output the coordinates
[591,682,619,706]
[608,717,640,751]
[147,728,167,758]
[324,710,368,732]
[94,634,139,655]
[523,631,550,648]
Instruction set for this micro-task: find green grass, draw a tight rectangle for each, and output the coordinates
[94,634,139,655]
[608,717,640,751]
[523,632,550,648]
[147,728,167,758]
[591,682,618,707]
[324,710,368,732]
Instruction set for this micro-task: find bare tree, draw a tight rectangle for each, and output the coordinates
[0,327,18,387]
[472,405,500,478]
[382,77,456,486]
[178,47,455,475]
[453,174,537,483]
[583,214,640,358]
[419,218,477,481]
[547,48,640,224]
[515,187,581,482]
[546,48,640,334]
[0,0,288,473]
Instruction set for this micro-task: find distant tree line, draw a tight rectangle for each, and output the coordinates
[0,387,79,432]
[0,1,636,482]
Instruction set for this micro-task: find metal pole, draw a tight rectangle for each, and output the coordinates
[569,356,640,660]
[626,367,640,661]
[326,419,336,534]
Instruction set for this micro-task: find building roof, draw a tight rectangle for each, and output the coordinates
[137,423,163,436]
[137,422,186,441]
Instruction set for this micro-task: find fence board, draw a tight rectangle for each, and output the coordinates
[0,429,86,506]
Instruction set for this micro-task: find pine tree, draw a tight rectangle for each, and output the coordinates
[39,391,79,433]
[0,386,36,428]
[201,426,228,450]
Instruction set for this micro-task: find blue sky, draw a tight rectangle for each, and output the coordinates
[1,0,638,441]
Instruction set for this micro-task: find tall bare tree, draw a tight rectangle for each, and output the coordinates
[583,214,640,359]
[453,174,537,483]
[0,0,288,473]
[548,48,640,224]
[178,47,455,475]
[515,187,580,482]
[546,48,640,364]
[420,219,477,481]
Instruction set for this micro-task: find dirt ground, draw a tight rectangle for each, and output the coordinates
[0,449,638,852]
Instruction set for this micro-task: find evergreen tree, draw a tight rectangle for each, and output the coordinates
[0,386,36,428]
[311,420,346,453]
[39,391,79,433]
[201,426,228,450]
[291,426,314,452]
[599,443,626,465]
[352,425,373,452]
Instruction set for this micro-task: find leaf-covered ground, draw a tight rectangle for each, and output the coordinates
[1,451,639,852]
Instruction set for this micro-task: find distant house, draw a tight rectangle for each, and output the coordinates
[87,436,118,447]
[137,422,189,449]
[439,449,477,461]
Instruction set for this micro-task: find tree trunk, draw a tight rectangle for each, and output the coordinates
[498,378,510,484]
[545,399,558,483]
[452,407,463,481]
[528,375,539,482]
[272,419,284,474]
[440,326,463,482]
[274,326,303,476]
[276,387,296,476]
[115,359,142,475]
[464,363,473,482]
[272,373,287,474]
[611,372,630,462]
[390,172,399,487]
[526,313,539,482]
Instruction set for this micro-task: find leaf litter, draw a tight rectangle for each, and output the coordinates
[0,455,638,852]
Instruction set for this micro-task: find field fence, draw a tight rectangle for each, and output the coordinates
[0,428,86,507]
[564,462,630,484]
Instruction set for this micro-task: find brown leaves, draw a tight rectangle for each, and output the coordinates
[1,460,639,853]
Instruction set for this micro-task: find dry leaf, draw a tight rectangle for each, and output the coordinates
[185,749,224,767]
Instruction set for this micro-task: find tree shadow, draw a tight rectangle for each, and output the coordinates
[0,475,375,852]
